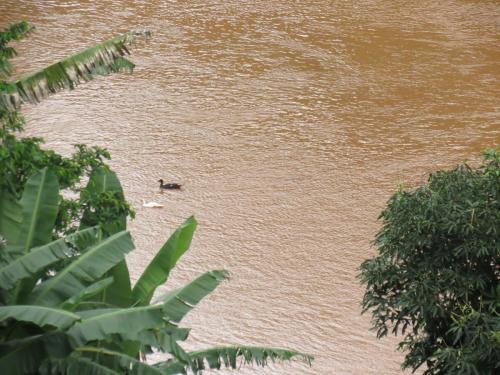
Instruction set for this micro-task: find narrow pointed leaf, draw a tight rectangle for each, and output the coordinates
[0,305,80,329]
[28,230,134,306]
[16,168,59,252]
[160,270,229,323]
[132,216,197,306]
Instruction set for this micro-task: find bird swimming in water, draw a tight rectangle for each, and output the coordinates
[158,179,182,190]
[142,199,164,208]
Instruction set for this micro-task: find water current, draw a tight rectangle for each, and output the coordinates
[1,1,499,373]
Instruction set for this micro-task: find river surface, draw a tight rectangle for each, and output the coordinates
[1,1,499,374]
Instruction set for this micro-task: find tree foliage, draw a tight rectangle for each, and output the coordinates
[360,149,500,374]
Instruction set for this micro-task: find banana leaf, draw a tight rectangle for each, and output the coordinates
[76,347,165,375]
[0,188,22,245]
[81,167,131,307]
[160,269,229,323]
[16,168,59,253]
[132,216,197,306]
[28,230,134,307]
[0,31,144,110]
[158,346,314,374]
[0,305,80,329]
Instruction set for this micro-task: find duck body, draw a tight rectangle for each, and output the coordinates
[142,199,164,208]
[158,179,182,190]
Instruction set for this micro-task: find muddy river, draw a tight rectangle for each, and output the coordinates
[1,1,499,373]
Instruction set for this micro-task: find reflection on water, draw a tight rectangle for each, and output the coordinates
[1,1,498,373]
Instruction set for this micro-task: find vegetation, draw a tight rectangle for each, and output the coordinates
[0,22,313,374]
[0,21,134,238]
[0,168,312,374]
[360,150,500,375]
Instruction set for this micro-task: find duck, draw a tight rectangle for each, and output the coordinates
[158,179,182,190]
[142,199,164,208]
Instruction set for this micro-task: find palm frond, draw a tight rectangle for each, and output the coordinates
[0,30,147,110]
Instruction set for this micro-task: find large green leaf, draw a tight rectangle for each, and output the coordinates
[80,167,126,233]
[81,167,131,307]
[0,332,72,375]
[0,31,145,110]
[160,270,229,323]
[0,238,68,290]
[0,305,80,329]
[40,355,120,375]
[132,216,197,306]
[16,168,59,252]
[0,188,22,245]
[0,335,48,375]
[68,305,164,345]
[61,277,114,311]
[65,226,101,251]
[158,346,314,374]
[76,347,165,375]
[28,230,134,307]
[132,325,191,363]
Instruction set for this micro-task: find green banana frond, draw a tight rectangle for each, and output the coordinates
[28,230,134,307]
[158,346,314,374]
[0,305,80,329]
[132,216,197,306]
[75,347,165,375]
[40,355,120,375]
[159,269,229,323]
[0,30,147,110]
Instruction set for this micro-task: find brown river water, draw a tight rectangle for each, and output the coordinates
[1,1,499,374]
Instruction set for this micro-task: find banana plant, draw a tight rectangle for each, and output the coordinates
[0,21,146,112]
[0,170,313,374]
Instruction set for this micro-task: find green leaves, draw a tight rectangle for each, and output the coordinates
[68,305,165,345]
[0,21,31,79]
[0,305,80,329]
[159,346,314,374]
[16,168,59,252]
[0,22,314,370]
[0,189,22,244]
[161,270,229,323]
[0,238,68,290]
[28,230,134,307]
[132,216,197,306]
[0,30,144,110]
[359,149,500,374]
[81,166,133,307]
